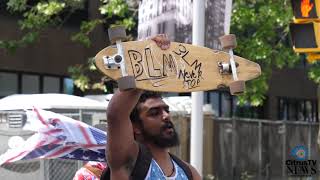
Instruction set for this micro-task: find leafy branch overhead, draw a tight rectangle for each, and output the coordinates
[3,0,137,50]
[231,0,300,106]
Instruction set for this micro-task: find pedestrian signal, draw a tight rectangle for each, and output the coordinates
[291,0,319,22]
[289,22,320,53]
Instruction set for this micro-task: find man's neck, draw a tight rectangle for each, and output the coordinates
[145,143,175,176]
[145,143,171,161]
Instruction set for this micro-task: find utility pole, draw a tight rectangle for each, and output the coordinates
[190,0,205,175]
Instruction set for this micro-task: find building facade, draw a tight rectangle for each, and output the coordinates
[138,0,226,50]
[0,0,107,98]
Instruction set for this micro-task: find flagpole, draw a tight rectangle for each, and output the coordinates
[190,0,204,176]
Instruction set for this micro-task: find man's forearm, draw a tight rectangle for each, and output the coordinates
[107,89,142,121]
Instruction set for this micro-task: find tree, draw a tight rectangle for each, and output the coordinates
[231,0,300,106]
[1,0,138,91]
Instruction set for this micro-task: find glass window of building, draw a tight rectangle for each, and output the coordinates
[43,76,60,93]
[22,74,40,94]
[278,97,318,122]
[63,78,74,94]
[0,72,18,97]
[207,91,219,116]
[221,92,232,117]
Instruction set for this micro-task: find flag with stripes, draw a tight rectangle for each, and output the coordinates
[0,108,107,165]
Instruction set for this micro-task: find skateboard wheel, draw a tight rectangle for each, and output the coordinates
[229,80,245,95]
[114,55,122,63]
[117,76,136,91]
[219,34,237,50]
[108,26,127,44]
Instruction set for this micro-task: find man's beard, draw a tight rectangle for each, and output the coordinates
[141,122,180,148]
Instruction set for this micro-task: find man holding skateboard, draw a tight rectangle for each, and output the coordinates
[104,35,201,179]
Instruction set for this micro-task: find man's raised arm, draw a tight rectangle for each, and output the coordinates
[106,89,142,173]
[105,34,170,177]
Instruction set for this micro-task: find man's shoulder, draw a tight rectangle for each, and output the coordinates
[169,153,193,179]
[169,153,202,180]
[130,143,153,179]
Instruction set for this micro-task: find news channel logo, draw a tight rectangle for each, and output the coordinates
[290,145,308,161]
[286,145,318,176]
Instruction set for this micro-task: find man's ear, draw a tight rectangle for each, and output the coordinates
[132,123,142,135]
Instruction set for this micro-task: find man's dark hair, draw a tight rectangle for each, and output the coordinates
[129,91,162,123]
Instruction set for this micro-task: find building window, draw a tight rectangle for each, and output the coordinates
[205,90,264,119]
[0,71,73,98]
[221,92,232,117]
[278,97,318,122]
[0,72,18,97]
[234,102,263,119]
[22,74,40,94]
[63,78,74,94]
[157,22,166,34]
[207,91,219,116]
[43,76,60,93]
[147,27,151,36]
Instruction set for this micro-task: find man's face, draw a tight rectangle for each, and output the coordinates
[137,97,179,148]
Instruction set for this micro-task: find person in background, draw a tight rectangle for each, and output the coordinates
[73,161,107,180]
[73,123,107,180]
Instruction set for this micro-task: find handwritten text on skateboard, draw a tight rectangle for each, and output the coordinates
[128,44,204,89]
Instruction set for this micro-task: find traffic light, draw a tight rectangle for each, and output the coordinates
[290,22,320,53]
[306,52,320,63]
[290,0,320,53]
[291,0,319,22]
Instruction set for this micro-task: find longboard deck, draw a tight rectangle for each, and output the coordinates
[95,40,261,92]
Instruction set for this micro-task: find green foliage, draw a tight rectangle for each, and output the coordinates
[67,58,105,92]
[0,40,19,53]
[240,171,254,180]
[71,19,104,47]
[0,31,39,53]
[116,16,135,30]
[232,0,300,106]
[1,0,138,92]
[6,0,27,12]
[2,0,81,53]
[99,0,129,18]
[63,0,86,9]
[68,64,90,91]
[70,0,136,46]
[308,62,320,84]
[36,1,65,16]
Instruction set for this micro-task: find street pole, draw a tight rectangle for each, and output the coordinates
[191,0,205,176]
[224,0,233,35]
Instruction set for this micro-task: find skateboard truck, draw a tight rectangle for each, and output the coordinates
[107,26,136,91]
[218,61,239,74]
[102,54,122,69]
[219,34,245,95]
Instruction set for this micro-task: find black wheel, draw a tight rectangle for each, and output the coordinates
[229,80,245,95]
[108,26,127,44]
[117,76,136,91]
[219,34,237,50]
